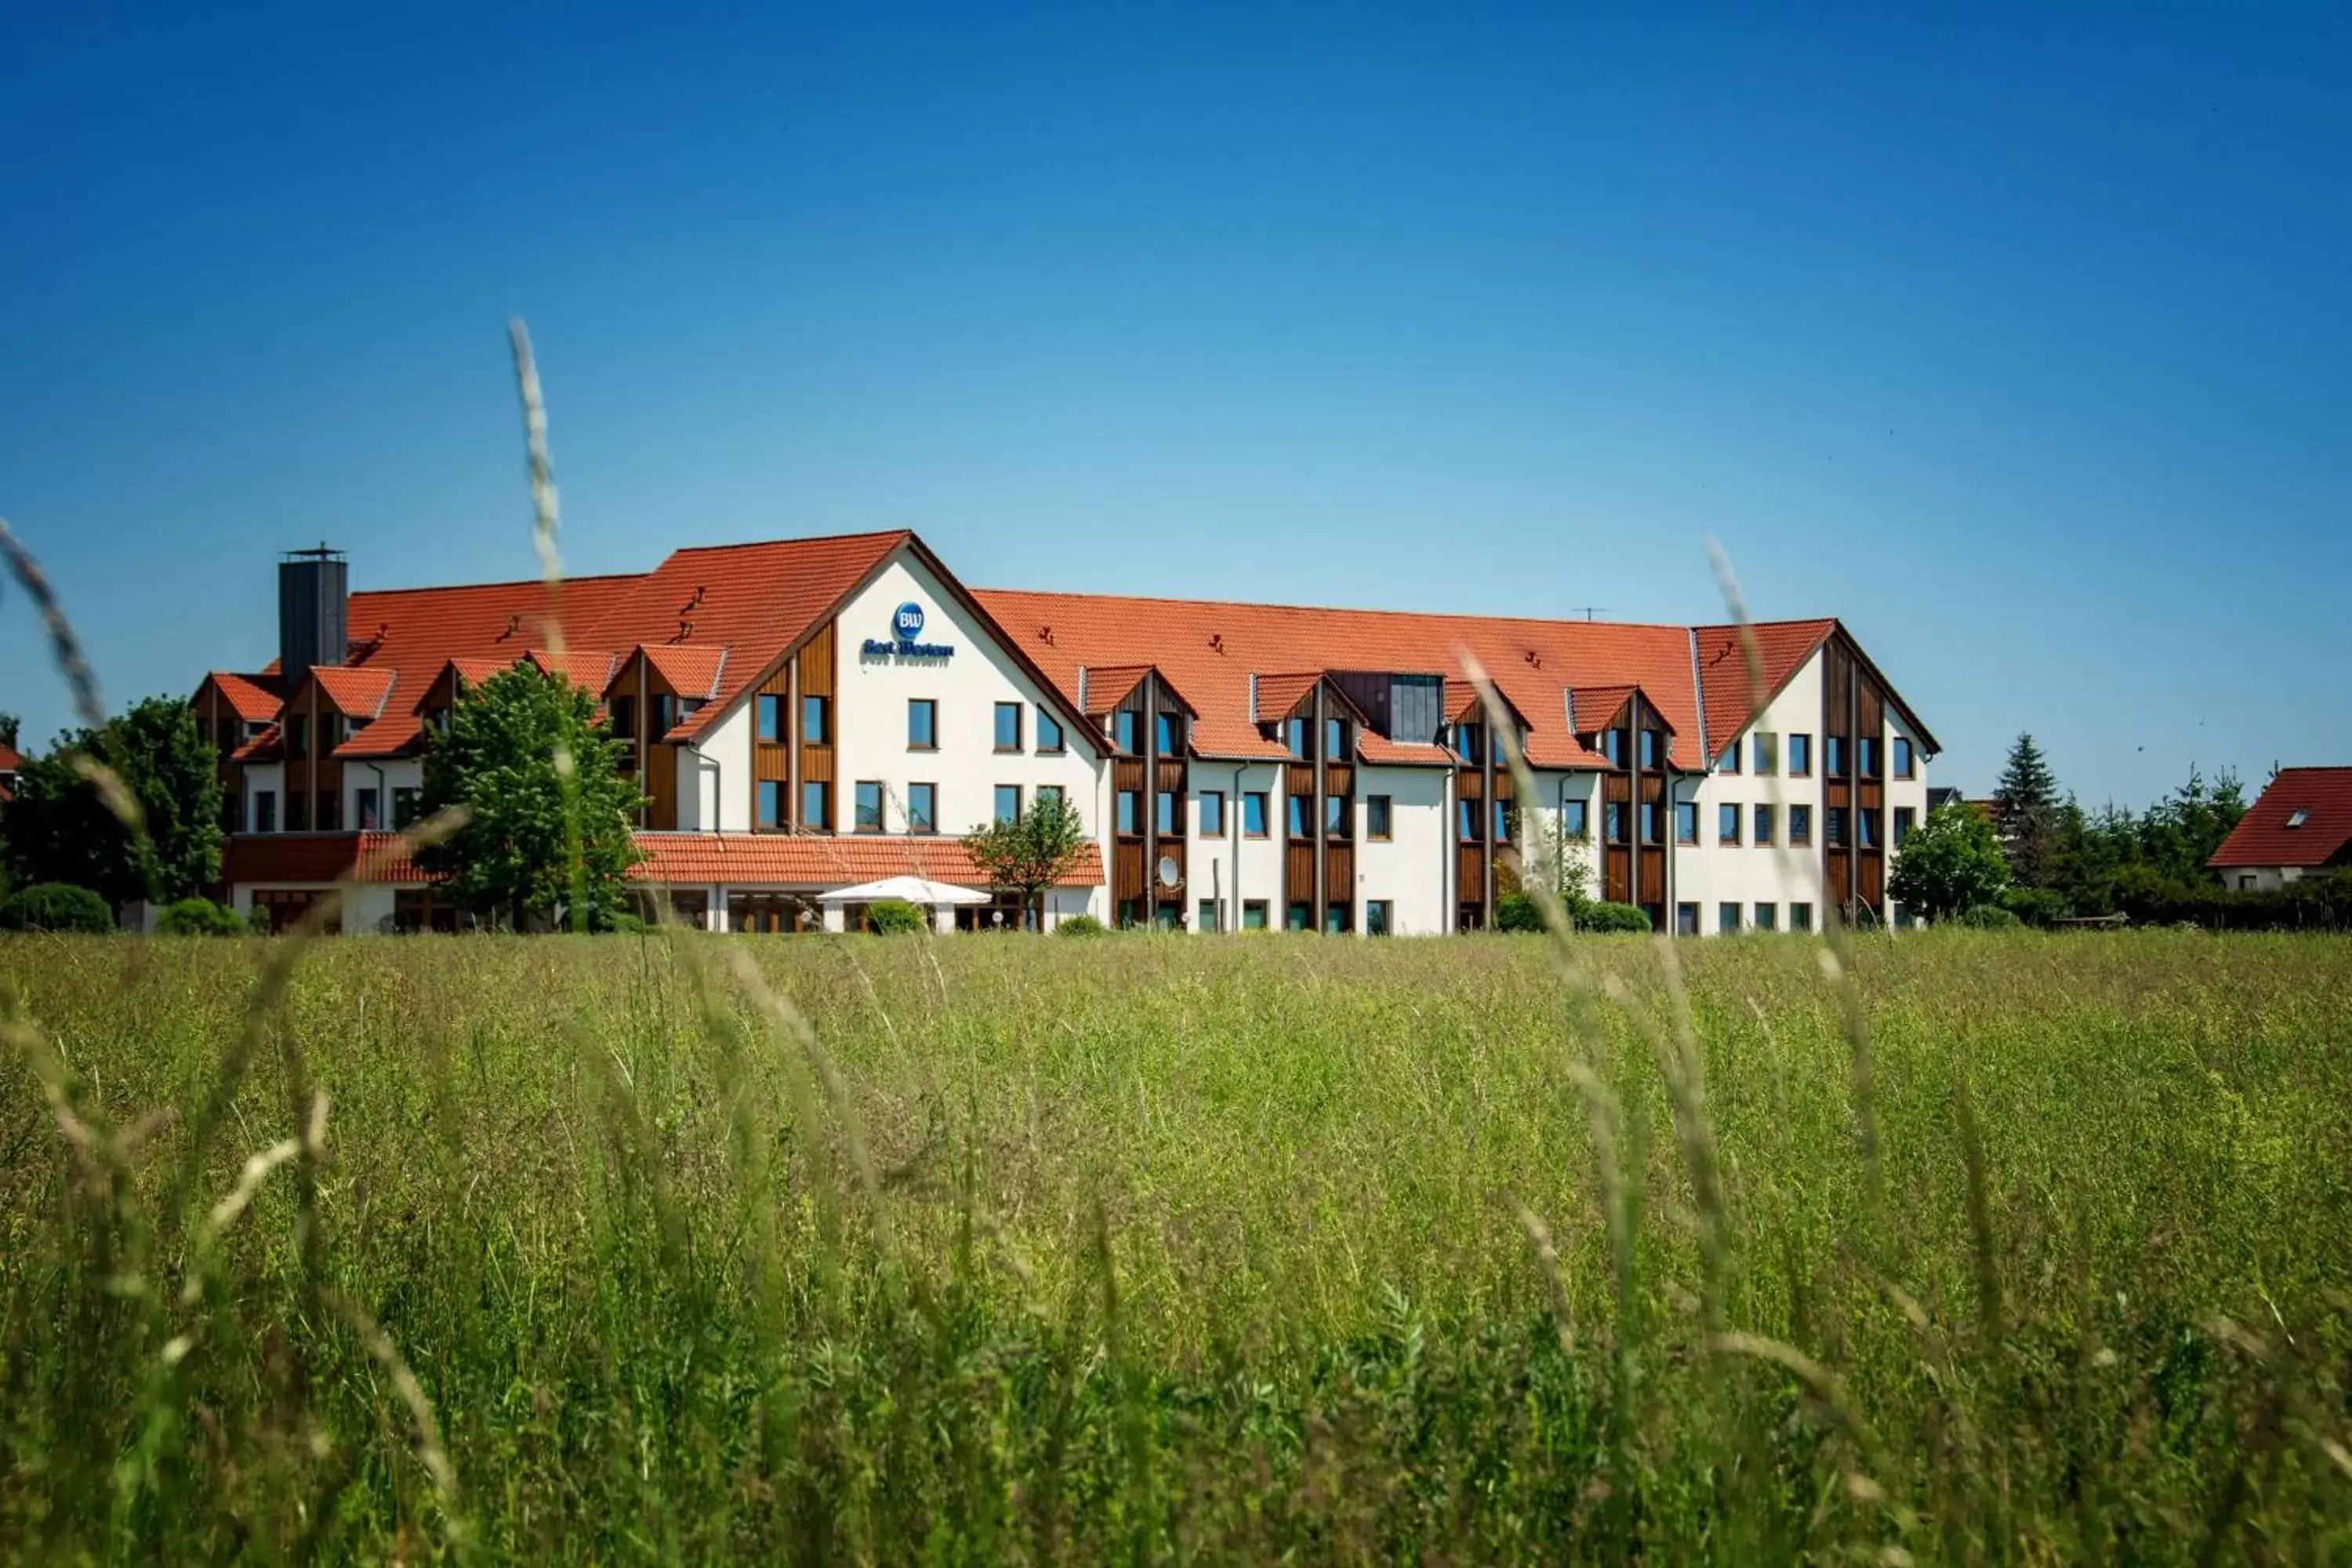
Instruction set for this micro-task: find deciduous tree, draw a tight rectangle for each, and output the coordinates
[1888,800,2011,922]
[1,696,222,906]
[961,793,1087,931]
[416,665,643,930]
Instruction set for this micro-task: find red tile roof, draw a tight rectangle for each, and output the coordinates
[335,713,423,759]
[525,648,620,690]
[637,644,728,702]
[2209,768,2352,870]
[1691,620,1838,761]
[580,532,908,738]
[623,833,1104,888]
[0,742,19,773]
[309,665,398,719]
[1082,665,1156,717]
[230,724,283,762]
[201,672,285,723]
[974,588,1820,770]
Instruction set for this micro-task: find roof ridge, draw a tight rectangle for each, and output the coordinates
[656,528,914,557]
[975,585,1705,633]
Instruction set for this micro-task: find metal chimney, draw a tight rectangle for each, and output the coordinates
[278,544,349,690]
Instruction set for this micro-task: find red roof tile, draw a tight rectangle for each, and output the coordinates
[637,644,728,702]
[230,724,283,762]
[1081,665,1155,716]
[975,589,1764,770]
[1691,620,1838,761]
[622,832,1104,888]
[200,672,285,723]
[309,665,398,719]
[0,742,19,773]
[2209,768,2352,870]
[525,648,620,689]
[579,532,908,737]
[336,713,423,759]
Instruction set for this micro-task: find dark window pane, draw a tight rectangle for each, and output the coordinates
[855,782,883,831]
[1893,738,1914,778]
[1563,800,1589,839]
[1676,801,1698,843]
[1895,807,1915,845]
[1602,729,1624,767]
[1719,902,1740,934]
[800,780,829,828]
[1038,711,1063,752]
[801,696,829,746]
[1244,793,1268,835]
[907,699,935,748]
[1676,903,1700,935]
[1329,795,1351,837]
[994,785,1021,824]
[1826,735,1847,775]
[1117,791,1138,833]
[1494,800,1512,843]
[1156,792,1177,834]
[994,703,1021,750]
[1605,802,1627,844]
[1286,717,1308,758]
[1755,902,1777,931]
[1199,791,1224,836]
[1288,796,1308,838]
[1719,804,1740,844]
[1789,734,1811,775]
[1287,903,1312,931]
[1157,712,1179,753]
[1367,795,1392,838]
[1639,730,1660,768]
[1755,804,1775,844]
[1789,804,1813,844]
[758,695,782,742]
[908,784,935,833]
[1115,710,1138,753]
[1324,717,1345,758]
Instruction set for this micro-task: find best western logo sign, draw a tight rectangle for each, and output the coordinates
[862,601,956,661]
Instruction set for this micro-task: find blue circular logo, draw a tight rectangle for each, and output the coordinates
[893,602,926,639]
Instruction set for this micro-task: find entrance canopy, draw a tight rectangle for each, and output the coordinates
[816,874,992,906]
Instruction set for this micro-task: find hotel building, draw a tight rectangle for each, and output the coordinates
[194,531,1935,934]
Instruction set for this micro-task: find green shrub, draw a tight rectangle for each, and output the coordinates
[1576,900,1653,935]
[1055,913,1107,937]
[1494,891,1546,932]
[1999,886,2071,926]
[866,899,928,935]
[0,883,115,934]
[1958,903,2023,929]
[158,897,245,936]
[594,911,651,935]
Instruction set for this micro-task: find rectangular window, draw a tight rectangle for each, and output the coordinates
[1791,902,1813,933]
[1323,903,1350,935]
[1243,900,1269,930]
[1719,803,1741,845]
[317,790,343,832]
[608,695,636,743]
[1494,799,1512,844]
[1895,806,1916,846]
[1330,795,1352,837]
[1367,794,1392,840]
[757,694,783,743]
[1604,801,1627,844]
[1826,807,1849,847]
[1116,789,1140,834]
[254,789,277,833]
[1719,902,1740,935]
[650,693,677,737]
[1114,710,1138,753]
[1288,795,1309,839]
[1287,902,1312,931]
[801,695,829,746]
[1859,808,1881,849]
[1036,784,1065,815]
[1243,793,1269,837]
[855,781,884,832]
[1198,789,1225,837]
[1675,800,1698,844]
[1825,735,1847,775]
[391,786,420,829]
[757,780,782,829]
[1754,804,1775,846]
[1324,717,1346,759]
[1639,729,1661,769]
[1753,733,1777,774]
[907,699,937,750]
[994,784,1022,824]
[1893,737,1915,779]
[993,702,1022,752]
[1859,736,1882,778]
[800,779,831,829]
[1788,733,1812,776]
[908,782,936,834]
[1754,902,1777,932]
[1563,799,1590,840]
[1197,898,1221,931]
[1639,800,1662,844]
[1461,800,1479,842]
[1602,728,1625,767]
[1789,804,1813,845]
[1157,791,1178,835]
[353,788,379,831]
[1286,717,1308,758]
[1366,899,1392,937]
[1452,722,1483,764]
[1676,902,1700,935]
[1159,711,1181,754]
[1037,709,1065,753]
[286,715,307,760]
[287,793,309,831]
[1715,739,1739,774]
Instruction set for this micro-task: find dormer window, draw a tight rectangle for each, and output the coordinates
[2286,808,2310,828]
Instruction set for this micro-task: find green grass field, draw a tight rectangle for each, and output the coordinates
[2,930,2347,1563]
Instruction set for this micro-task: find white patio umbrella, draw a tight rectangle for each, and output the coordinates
[815,874,992,907]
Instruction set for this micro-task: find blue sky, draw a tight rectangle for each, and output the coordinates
[2,2,2345,802]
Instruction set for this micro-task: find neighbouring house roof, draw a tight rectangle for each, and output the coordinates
[235,830,1109,888]
[2208,767,2352,870]
[0,741,17,803]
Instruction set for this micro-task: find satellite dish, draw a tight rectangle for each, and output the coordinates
[1156,855,1181,890]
